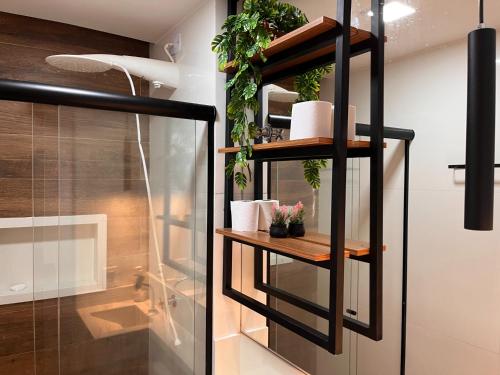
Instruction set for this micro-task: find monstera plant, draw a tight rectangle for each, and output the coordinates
[212,0,332,190]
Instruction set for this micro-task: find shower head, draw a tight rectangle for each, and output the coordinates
[46,54,180,89]
[46,55,113,73]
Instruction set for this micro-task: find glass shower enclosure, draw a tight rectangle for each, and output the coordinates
[0,79,215,375]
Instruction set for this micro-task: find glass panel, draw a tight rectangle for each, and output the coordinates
[148,114,202,375]
[33,103,60,374]
[56,106,151,374]
[54,106,204,375]
[0,100,36,372]
[0,99,207,375]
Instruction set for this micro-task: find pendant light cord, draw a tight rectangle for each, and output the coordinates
[479,0,484,25]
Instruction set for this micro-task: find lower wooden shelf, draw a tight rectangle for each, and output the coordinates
[216,228,386,263]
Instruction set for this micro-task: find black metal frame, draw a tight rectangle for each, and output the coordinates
[0,78,216,375]
[449,164,500,169]
[401,139,411,375]
[258,126,414,317]
[260,125,414,373]
[221,0,385,356]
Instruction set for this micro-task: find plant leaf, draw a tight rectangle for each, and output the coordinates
[243,82,258,100]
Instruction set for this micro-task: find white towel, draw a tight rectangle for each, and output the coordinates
[290,101,333,140]
[230,201,259,232]
[255,200,279,231]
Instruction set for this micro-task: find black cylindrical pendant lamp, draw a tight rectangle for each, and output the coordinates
[464,26,496,231]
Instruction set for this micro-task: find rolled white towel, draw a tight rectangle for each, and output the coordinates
[230,201,259,232]
[255,200,279,231]
[290,101,333,140]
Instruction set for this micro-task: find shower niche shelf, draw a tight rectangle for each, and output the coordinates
[0,214,107,305]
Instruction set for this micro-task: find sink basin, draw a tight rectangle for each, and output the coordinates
[78,300,150,339]
[91,305,149,329]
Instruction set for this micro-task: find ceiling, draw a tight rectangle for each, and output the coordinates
[288,0,500,68]
[0,0,208,42]
[1,0,499,59]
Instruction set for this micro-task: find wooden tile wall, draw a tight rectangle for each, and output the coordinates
[0,12,151,374]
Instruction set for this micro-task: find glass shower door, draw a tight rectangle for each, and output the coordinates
[0,99,208,375]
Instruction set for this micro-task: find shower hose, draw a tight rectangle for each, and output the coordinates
[113,63,181,346]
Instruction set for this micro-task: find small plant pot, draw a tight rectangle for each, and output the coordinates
[269,224,288,238]
[288,223,305,237]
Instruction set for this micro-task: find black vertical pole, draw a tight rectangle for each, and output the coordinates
[329,0,352,354]
[400,140,410,375]
[221,3,239,373]
[206,118,215,375]
[369,0,384,341]
[254,88,264,199]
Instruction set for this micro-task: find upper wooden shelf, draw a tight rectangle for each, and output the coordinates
[223,16,375,80]
[216,228,386,263]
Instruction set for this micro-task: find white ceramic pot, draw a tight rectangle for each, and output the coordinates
[230,201,259,232]
[332,104,357,141]
[290,101,333,140]
[255,200,279,231]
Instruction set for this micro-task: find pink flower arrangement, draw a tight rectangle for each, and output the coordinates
[289,201,305,224]
[271,204,289,226]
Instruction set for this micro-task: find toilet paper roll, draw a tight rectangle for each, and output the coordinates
[255,200,279,231]
[230,201,259,232]
[290,101,333,140]
[332,105,357,141]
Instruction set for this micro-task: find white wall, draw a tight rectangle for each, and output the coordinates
[150,2,303,374]
[151,3,500,374]
[350,35,500,375]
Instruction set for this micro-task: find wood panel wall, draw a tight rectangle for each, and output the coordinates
[0,12,152,375]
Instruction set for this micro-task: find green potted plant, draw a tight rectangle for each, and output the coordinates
[212,0,331,191]
[288,201,305,237]
[269,204,289,238]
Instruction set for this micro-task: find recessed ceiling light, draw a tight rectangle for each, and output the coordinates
[367,1,416,23]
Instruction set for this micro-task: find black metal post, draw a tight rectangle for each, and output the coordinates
[400,140,410,375]
[206,119,215,375]
[329,0,352,354]
[368,0,385,341]
[223,0,238,297]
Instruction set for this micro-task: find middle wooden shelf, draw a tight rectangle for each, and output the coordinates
[218,137,384,161]
[217,228,387,264]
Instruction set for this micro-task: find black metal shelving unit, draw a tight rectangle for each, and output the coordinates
[220,0,385,355]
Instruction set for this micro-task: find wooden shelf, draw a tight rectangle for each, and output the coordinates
[219,138,371,154]
[223,16,375,81]
[218,137,386,161]
[216,228,386,263]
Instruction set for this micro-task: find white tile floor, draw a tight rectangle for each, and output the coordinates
[215,334,307,375]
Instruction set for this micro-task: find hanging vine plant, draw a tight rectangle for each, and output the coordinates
[294,66,333,189]
[212,0,332,190]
